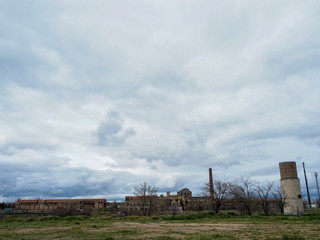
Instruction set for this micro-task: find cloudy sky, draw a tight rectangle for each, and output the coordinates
[1,0,320,202]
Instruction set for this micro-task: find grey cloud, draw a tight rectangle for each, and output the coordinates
[247,166,280,178]
[0,142,54,156]
[1,0,320,202]
[269,49,320,78]
[0,160,138,201]
[95,111,135,147]
[297,125,320,143]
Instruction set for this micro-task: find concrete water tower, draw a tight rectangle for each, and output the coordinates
[279,161,304,215]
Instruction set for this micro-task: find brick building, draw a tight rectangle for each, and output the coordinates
[15,199,106,213]
[124,188,213,215]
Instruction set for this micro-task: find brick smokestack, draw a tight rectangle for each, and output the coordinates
[209,168,214,198]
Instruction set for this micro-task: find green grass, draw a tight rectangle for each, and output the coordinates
[0,213,319,239]
[3,212,320,223]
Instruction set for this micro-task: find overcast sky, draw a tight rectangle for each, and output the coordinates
[1,0,320,202]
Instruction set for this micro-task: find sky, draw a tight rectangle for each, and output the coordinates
[1,0,320,202]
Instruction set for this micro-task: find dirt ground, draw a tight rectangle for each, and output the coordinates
[104,222,318,239]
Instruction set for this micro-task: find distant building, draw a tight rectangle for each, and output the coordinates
[124,188,213,215]
[15,199,106,213]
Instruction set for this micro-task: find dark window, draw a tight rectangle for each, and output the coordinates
[298,195,302,199]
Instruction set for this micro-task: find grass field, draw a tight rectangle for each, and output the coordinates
[1,212,320,240]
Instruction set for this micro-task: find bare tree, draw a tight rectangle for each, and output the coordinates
[133,182,158,216]
[272,186,287,215]
[256,182,273,215]
[0,202,6,210]
[109,201,119,214]
[201,180,230,213]
[229,178,256,215]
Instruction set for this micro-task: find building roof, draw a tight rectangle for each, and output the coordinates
[177,188,191,192]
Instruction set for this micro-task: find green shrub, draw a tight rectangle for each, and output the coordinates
[282,235,305,240]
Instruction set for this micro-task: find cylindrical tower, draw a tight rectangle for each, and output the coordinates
[279,161,304,215]
[209,168,214,198]
[315,172,320,201]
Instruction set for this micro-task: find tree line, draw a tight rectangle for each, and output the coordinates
[131,178,288,216]
[200,178,286,215]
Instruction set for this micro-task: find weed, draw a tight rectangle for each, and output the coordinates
[282,235,306,240]
[104,236,115,240]
[266,235,306,240]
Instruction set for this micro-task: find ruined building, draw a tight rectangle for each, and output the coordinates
[15,199,106,214]
[124,188,213,215]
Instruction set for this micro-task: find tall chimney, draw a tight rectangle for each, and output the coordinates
[209,168,214,198]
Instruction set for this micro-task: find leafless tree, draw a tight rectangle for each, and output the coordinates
[256,182,273,215]
[272,186,287,215]
[108,201,119,214]
[201,180,230,213]
[133,182,158,216]
[229,178,256,215]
